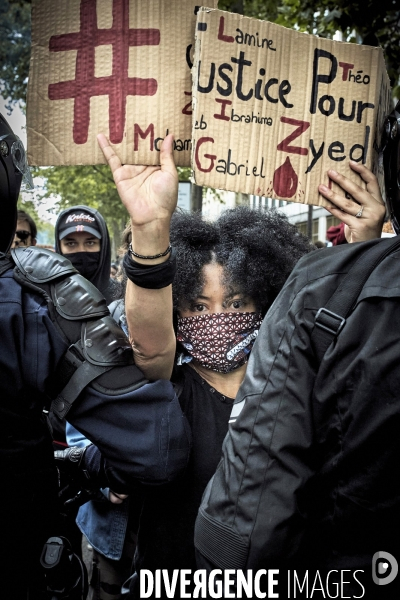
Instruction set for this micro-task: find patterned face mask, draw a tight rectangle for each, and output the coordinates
[176,311,263,373]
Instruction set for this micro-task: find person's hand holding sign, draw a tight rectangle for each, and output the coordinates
[318,162,386,243]
[97,133,178,381]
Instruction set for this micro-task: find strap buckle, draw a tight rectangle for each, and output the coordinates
[315,307,346,336]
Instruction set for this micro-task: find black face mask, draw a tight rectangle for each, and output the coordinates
[67,251,100,280]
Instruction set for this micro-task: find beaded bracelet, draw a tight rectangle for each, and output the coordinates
[129,242,172,260]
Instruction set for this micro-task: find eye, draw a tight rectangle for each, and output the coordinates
[229,299,243,309]
[193,303,206,312]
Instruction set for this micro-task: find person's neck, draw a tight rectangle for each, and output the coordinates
[189,361,247,399]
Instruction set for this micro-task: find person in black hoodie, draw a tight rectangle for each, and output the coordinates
[53,206,121,560]
[55,205,116,304]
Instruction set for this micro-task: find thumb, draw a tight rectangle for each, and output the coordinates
[160,134,177,177]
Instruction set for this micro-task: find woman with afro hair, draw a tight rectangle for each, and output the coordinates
[98,133,385,597]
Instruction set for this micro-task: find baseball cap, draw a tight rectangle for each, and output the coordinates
[58,211,102,240]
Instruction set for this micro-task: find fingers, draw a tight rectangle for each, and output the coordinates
[159,134,177,177]
[109,490,129,504]
[97,133,122,175]
[318,181,357,217]
[319,162,386,243]
[349,161,383,202]
[319,163,383,214]
[321,201,360,228]
[325,168,367,206]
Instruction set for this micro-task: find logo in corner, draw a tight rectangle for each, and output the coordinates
[372,551,398,586]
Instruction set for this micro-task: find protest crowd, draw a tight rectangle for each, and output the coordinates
[2,103,400,598]
[1,2,400,600]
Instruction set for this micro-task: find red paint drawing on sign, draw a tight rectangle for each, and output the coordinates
[273,156,298,198]
[218,16,234,43]
[48,0,160,145]
[195,137,217,172]
[182,92,192,116]
[214,98,232,121]
[277,117,310,156]
[339,62,354,81]
[134,123,154,151]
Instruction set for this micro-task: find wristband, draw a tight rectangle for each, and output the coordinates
[123,248,177,289]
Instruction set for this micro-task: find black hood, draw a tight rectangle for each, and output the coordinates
[55,205,114,303]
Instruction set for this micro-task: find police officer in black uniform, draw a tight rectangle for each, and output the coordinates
[0,114,190,599]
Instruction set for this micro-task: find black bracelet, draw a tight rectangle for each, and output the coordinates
[128,242,172,260]
[123,247,177,289]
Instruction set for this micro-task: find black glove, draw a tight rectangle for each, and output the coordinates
[55,446,93,487]
[55,445,107,514]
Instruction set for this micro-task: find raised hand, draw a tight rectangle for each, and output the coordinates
[318,161,386,244]
[97,133,178,228]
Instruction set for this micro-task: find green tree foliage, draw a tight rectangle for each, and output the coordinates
[31,163,190,250]
[0,0,31,105]
[33,164,126,222]
[32,164,130,252]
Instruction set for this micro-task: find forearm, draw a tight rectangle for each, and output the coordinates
[125,218,176,380]
[126,280,175,380]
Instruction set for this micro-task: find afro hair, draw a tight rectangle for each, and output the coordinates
[170,206,313,317]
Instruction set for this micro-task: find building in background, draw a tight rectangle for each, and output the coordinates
[199,187,341,245]
[250,196,341,244]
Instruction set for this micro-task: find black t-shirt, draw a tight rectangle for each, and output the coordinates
[134,364,234,575]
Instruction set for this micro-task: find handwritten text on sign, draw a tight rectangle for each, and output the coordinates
[191,9,391,205]
[27,0,217,167]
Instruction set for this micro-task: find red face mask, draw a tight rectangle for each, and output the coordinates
[176,311,263,373]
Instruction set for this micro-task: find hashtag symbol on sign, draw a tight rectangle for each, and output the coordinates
[48,0,160,145]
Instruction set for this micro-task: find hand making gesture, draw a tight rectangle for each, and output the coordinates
[97,133,178,234]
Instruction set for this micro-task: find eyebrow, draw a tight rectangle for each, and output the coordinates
[63,235,97,241]
[225,290,241,299]
[195,290,242,302]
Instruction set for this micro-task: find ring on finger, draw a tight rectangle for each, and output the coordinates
[355,205,364,218]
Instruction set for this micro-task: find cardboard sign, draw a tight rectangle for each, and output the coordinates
[27,0,217,167]
[191,9,391,206]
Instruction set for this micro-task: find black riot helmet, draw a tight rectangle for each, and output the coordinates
[0,113,34,253]
[382,101,400,234]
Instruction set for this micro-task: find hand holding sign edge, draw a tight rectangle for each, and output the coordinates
[318,162,386,244]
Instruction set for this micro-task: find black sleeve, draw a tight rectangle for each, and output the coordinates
[68,367,191,490]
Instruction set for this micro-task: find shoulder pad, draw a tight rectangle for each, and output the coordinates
[12,247,109,320]
[12,247,76,282]
[82,316,133,366]
[53,273,109,320]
